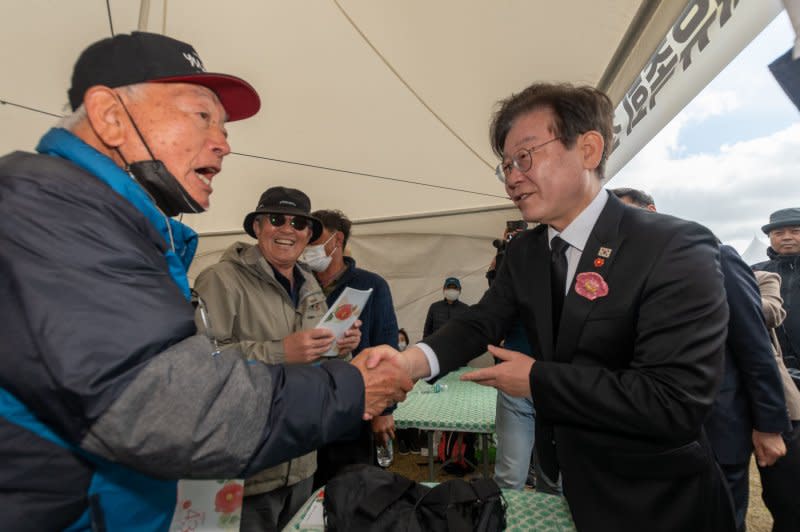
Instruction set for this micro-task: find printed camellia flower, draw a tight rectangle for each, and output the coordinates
[335,303,360,321]
[574,272,609,300]
[214,482,244,514]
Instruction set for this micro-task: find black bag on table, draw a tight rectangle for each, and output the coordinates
[324,464,506,531]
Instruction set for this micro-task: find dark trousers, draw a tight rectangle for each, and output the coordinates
[313,421,373,490]
[240,475,313,532]
[719,462,749,532]
[530,445,562,496]
[758,420,800,532]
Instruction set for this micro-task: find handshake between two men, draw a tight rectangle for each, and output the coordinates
[352,342,533,419]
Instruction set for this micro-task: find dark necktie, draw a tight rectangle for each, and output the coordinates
[537,236,569,484]
[550,236,569,339]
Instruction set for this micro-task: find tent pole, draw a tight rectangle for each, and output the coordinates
[195,204,518,238]
[138,0,151,31]
[355,204,515,226]
[597,0,665,98]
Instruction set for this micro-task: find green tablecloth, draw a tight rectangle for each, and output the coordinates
[503,489,575,531]
[393,367,496,433]
[283,486,575,531]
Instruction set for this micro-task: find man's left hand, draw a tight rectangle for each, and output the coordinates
[336,320,362,356]
[753,430,786,467]
[460,345,534,398]
[371,414,395,445]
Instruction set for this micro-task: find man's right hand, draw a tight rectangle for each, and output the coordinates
[351,348,413,420]
[753,429,787,467]
[283,328,336,364]
[364,345,431,381]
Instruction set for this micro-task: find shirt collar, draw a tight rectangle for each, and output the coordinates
[267,262,306,307]
[547,188,609,252]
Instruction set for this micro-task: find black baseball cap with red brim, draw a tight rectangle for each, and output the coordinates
[68,31,260,122]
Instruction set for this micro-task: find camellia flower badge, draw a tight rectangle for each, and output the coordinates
[574,272,609,300]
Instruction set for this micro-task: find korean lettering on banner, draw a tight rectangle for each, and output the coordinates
[611,0,740,154]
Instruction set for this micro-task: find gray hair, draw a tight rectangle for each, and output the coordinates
[57,104,88,131]
[56,83,148,132]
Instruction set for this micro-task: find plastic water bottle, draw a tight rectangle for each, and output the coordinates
[420,383,448,394]
[376,439,393,467]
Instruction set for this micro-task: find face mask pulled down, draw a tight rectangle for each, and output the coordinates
[127,160,204,217]
[117,98,204,217]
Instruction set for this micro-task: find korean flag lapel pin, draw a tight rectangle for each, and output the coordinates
[594,246,612,268]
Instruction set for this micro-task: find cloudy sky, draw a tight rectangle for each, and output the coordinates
[611,11,800,262]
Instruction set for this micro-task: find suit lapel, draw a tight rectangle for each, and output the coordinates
[555,195,626,363]
[529,229,556,361]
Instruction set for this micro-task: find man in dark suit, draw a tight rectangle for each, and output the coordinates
[614,188,789,531]
[364,83,735,531]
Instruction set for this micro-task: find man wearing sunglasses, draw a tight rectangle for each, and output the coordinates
[363,82,735,531]
[194,186,363,531]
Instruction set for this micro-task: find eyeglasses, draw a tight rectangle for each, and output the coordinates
[495,137,562,183]
[265,213,310,231]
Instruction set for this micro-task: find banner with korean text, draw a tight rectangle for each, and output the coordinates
[606,0,785,179]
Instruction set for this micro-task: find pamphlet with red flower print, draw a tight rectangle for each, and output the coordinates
[170,478,244,531]
[316,287,373,357]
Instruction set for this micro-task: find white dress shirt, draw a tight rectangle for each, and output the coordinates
[418,189,610,378]
[547,189,609,293]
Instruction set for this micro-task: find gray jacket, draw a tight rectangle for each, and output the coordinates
[0,147,365,527]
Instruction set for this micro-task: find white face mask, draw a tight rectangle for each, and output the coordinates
[398,341,408,351]
[444,289,460,302]
[300,232,337,272]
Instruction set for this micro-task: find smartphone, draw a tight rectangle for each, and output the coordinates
[506,220,528,232]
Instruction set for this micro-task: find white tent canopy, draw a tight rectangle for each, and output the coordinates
[0,0,785,341]
[741,235,770,266]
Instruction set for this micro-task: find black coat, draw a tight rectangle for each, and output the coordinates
[426,194,735,531]
[705,245,789,465]
[423,299,469,337]
[754,250,800,368]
